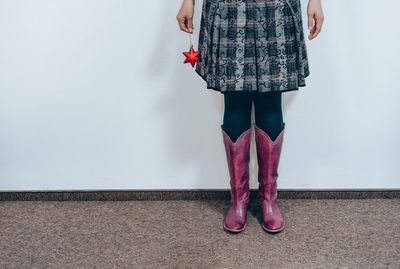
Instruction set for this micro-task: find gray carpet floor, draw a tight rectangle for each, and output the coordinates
[1,199,399,268]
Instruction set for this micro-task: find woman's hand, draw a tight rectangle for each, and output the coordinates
[176,0,195,33]
[307,0,324,40]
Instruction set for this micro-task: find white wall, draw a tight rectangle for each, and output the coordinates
[0,0,399,191]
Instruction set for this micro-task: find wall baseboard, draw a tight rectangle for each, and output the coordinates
[0,190,399,201]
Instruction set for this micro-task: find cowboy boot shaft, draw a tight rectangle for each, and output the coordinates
[254,124,284,202]
[221,126,252,204]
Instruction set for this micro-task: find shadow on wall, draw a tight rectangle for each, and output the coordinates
[144,0,225,188]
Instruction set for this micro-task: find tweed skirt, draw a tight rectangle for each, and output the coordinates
[195,0,310,93]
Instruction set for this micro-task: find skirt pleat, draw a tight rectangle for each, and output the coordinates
[195,0,310,93]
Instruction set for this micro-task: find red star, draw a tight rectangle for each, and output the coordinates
[183,46,200,67]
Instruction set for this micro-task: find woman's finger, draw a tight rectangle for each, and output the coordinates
[308,17,316,40]
[307,11,314,31]
[187,17,194,33]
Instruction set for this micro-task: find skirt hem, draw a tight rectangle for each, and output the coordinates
[195,67,308,94]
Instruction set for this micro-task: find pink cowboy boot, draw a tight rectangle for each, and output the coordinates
[254,123,286,233]
[221,124,252,233]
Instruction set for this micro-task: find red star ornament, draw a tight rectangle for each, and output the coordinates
[183,45,200,68]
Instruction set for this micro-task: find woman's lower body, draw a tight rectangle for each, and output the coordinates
[220,91,286,233]
[194,0,310,233]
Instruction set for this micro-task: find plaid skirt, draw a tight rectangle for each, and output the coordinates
[195,0,310,93]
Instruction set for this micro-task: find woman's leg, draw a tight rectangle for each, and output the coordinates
[222,91,253,142]
[220,91,253,233]
[253,91,284,141]
[253,91,286,233]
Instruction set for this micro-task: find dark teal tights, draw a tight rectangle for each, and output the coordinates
[222,91,284,142]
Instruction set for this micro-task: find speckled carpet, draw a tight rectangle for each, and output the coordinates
[1,199,399,268]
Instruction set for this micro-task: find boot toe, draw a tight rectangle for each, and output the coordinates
[262,219,285,233]
[223,207,247,232]
[223,219,246,232]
